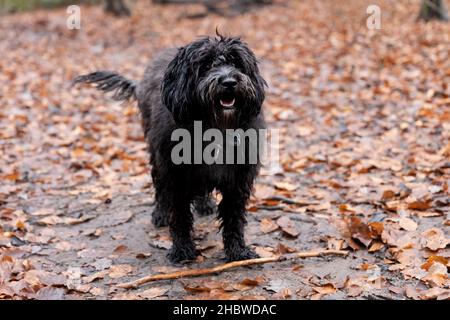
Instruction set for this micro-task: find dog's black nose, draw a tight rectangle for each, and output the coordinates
[221,77,238,89]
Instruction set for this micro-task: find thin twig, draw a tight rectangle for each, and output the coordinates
[266,196,310,206]
[117,249,348,289]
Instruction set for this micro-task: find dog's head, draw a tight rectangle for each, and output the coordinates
[162,34,266,127]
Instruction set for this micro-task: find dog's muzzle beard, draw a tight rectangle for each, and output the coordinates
[198,66,256,129]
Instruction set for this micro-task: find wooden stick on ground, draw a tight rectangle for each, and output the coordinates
[117,249,348,289]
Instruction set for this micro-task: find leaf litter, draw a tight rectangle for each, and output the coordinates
[0,0,449,300]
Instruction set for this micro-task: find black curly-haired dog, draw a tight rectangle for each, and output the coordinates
[74,34,267,263]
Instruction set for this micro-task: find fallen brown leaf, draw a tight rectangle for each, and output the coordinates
[421,228,449,251]
[276,216,299,238]
[260,218,279,234]
[138,287,169,299]
[399,217,418,232]
[109,265,134,279]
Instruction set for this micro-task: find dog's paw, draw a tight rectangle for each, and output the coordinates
[151,208,170,228]
[167,245,197,263]
[226,247,259,262]
[192,197,217,216]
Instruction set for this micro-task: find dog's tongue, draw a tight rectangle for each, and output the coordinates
[220,98,235,108]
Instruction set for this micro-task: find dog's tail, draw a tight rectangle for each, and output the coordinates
[73,71,137,102]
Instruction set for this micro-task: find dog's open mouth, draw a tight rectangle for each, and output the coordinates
[219,93,236,110]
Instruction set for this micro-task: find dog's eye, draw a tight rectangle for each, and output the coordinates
[211,61,221,68]
[198,62,212,74]
[231,61,243,71]
[229,57,242,69]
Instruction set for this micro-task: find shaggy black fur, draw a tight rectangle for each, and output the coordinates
[74,35,267,263]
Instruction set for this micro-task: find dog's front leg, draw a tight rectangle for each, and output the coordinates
[219,190,259,262]
[167,194,197,263]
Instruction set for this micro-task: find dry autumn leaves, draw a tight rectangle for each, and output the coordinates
[0,0,449,300]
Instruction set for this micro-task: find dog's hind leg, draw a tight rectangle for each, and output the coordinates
[151,203,170,228]
[192,194,217,216]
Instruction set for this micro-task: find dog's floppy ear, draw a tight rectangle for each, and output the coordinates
[249,67,267,116]
[162,45,197,125]
[235,42,267,117]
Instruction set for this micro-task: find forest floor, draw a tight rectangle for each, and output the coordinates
[0,0,449,300]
